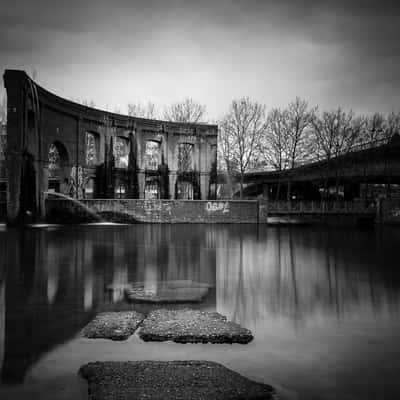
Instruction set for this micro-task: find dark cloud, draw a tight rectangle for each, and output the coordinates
[1,0,399,116]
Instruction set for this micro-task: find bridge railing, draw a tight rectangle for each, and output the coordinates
[267,200,376,214]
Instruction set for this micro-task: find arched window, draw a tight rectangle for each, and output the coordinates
[48,141,68,172]
[48,141,70,193]
[145,140,161,170]
[178,143,194,171]
[86,132,99,166]
[114,136,129,168]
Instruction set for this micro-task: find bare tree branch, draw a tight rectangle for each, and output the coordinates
[164,98,206,123]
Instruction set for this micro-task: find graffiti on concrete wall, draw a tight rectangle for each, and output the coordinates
[206,201,230,213]
[391,208,400,217]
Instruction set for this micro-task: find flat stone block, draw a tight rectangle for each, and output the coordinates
[81,311,144,341]
[79,360,276,400]
[124,280,212,303]
[138,309,253,344]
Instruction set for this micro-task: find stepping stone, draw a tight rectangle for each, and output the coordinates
[81,311,144,341]
[79,360,276,400]
[138,309,253,344]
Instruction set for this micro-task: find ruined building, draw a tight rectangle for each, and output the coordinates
[2,70,218,224]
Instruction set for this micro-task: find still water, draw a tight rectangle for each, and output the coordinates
[0,224,400,399]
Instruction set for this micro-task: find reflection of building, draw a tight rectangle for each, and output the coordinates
[0,122,6,206]
[0,225,217,382]
[3,70,218,223]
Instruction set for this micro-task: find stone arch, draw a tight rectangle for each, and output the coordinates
[114,136,129,168]
[48,141,71,194]
[145,140,161,170]
[178,142,194,172]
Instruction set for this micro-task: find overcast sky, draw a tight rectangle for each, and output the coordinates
[1,0,399,120]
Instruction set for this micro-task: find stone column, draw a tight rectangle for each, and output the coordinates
[40,164,49,219]
[200,173,210,200]
[138,171,145,199]
[169,172,177,199]
[4,71,26,224]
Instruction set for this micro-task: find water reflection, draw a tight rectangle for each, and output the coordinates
[0,225,218,382]
[0,224,400,385]
[217,226,400,328]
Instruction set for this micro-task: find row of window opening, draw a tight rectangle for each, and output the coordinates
[48,134,196,172]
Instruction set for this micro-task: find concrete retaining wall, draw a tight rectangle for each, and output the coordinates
[376,199,400,224]
[45,199,261,223]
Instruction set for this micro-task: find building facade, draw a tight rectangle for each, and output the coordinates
[3,70,218,224]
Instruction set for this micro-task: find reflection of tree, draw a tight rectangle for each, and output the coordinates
[217,226,400,327]
[288,228,299,310]
[232,234,246,323]
[0,232,6,375]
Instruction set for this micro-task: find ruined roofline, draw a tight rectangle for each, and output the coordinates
[3,69,218,132]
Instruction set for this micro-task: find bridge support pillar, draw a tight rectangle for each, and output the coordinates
[344,183,360,201]
[262,183,269,200]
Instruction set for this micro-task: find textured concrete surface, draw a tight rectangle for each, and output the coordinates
[46,199,260,224]
[79,360,276,400]
[81,311,144,341]
[124,280,211,303]
[138,309,253,344]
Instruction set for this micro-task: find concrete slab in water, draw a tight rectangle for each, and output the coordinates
[79,361,276,400]
[81,311,144,341]
[124,280,212,303]
[139,309,253,344]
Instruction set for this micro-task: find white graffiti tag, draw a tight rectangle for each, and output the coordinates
[206,201,230,213]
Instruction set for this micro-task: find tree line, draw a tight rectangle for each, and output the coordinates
[219,97,400,198]
[127,97,400,198]
[2,90,400,199]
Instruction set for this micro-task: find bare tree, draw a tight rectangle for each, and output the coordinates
[358,113,385,144]
[283,97,315,200]
[259,108,290,199]
[311,108,361,198]
[312,108,359,161]
[386,111,400,139]
[82,99,96,108]
[164,98,206,123]
[127,101,158,119]
[262,108,289,170]
[285,97,315,169]
[219,97,266,198]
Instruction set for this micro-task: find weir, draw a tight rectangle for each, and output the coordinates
[43,191,102,222]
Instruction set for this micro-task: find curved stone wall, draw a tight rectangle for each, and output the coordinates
[3,70,218,224]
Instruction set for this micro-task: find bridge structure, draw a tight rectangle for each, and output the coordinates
[242,135,400,202]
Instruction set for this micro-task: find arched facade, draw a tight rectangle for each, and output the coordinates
[3,69,218,223]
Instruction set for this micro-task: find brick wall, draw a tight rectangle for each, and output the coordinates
[45,199,261,223]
